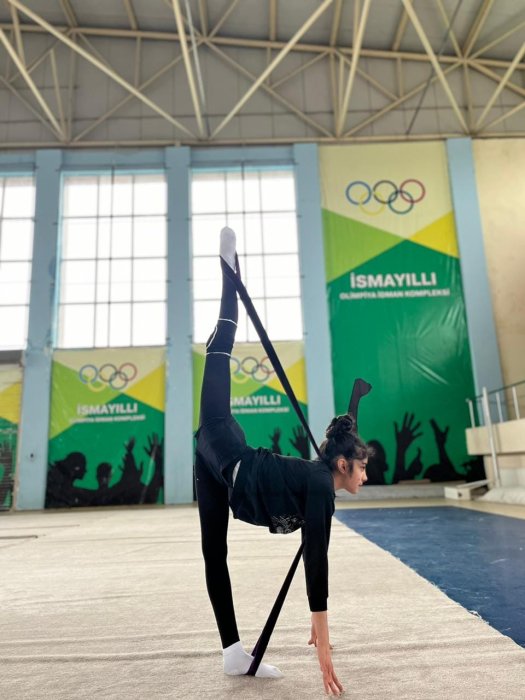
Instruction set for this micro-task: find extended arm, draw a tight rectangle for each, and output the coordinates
[309,611,343,696]
[303,472,343,695]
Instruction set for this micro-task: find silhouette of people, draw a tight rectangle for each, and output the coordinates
[268,425,310,459]
[93,462,113,505]
[269,427,282,454]
[364,439,388,485]
[290,425,310,459]
[45,451,93,507]
[102,437,144,505]
[423,419,462,482]
[0,440,14,509]
[393,413,424,483]
[142,433,164,504]
[46,432,165,508]
[365,413,464,485]
[463,456,486,482]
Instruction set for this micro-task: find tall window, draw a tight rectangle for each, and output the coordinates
[0,177,35,350]
[57,173,167,348]
[191,169,303,343]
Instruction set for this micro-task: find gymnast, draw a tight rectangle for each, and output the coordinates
[194,227,370,696]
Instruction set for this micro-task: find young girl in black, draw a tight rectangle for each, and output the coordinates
[195,227,370,696]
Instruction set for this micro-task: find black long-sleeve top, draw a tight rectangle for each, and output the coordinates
[229,447,335,612]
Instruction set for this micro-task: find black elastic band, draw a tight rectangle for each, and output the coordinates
[222,259,321,460]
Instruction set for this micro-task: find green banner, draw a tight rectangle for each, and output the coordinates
[320,142,478,484]
[47,348,165,507]
[0,365,22,510]
[193,342,310,458]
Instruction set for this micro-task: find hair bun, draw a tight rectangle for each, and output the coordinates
[325,414,355,441]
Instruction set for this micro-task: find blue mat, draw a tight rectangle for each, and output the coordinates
[336,506,525,647]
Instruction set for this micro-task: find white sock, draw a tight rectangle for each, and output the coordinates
[220,226,237,270]
[222,641,283,679]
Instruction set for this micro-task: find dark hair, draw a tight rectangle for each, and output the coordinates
[319,414,371,471]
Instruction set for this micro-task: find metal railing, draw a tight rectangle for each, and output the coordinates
[466,380,525,489]
[467,380,525,428]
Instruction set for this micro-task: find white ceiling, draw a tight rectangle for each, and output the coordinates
[0,0,523,148]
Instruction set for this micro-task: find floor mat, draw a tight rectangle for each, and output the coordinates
[336,505,525,646]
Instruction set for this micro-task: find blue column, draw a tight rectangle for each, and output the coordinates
[446,138,504,395]
[293,144,335,446]
[16,149,62,510]
[164,147,194,504]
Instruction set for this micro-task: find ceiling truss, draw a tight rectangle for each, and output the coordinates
[0,0,523,148]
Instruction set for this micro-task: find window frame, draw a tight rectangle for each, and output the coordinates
[0,174,36,351]
[190,166,304,344]
[55,170,169,350]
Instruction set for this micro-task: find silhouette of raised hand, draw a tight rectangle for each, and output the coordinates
[430,419,449,448]
[144,433,160,459]
[290,425,310,459]
[394,412,423,483]
[122,436,142,477]
[395,413,422,452]
[269,427,282,454]
[424,418,457,481]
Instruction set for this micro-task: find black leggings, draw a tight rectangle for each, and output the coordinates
[195,258,242,649]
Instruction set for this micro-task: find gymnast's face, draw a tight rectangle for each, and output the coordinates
[344,458,368,494]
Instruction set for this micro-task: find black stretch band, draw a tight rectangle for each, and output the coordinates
[222,260,321,460]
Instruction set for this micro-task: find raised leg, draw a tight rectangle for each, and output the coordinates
[195,228,283,679]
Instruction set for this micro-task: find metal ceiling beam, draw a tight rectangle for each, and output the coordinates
[468,60,525,99]
[0,74,61,137]
[271,51,328,89]
[49,48,66,136]
[0,20,523,71]
[463,63,473,130]
[396,56,404,97]
[198,0,208,36]
[211,0,334,138]
[8,0,196,138]
[134,36,141,86]
[123,0,138,31]
[392,1,412,51]
[436,0,462,58]
[3,131,508,150]
[401,0,468,133]
[471,17,525,60]
[5,35,65,89]
[330,0,343,47]
[72,49,193,142]
[9,4,25,65]
[0,27,63,138]
[66,33,77,140]
[59,0,77,27]
[208,0,240,40]
[269,0,277,41]
[463,0,494,56]
[355,64,397,101]
[172,0,205,137]
[474,40,525,130]
[344,61,462,137]
[77,33,115,70]
[481,98,525,133]
[206,41,332,137]
[336,0,371,136]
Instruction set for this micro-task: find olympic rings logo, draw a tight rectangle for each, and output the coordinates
[78,363,138,392]
[230,356,275,384]
[345,179,426,216]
